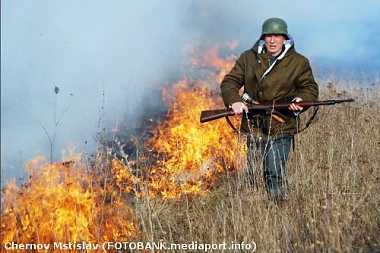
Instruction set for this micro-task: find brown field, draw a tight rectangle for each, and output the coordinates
[1,80,379,253]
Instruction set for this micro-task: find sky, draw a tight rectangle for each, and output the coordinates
[1,0,380,185]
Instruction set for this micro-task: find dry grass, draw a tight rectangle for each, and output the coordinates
[132,81,380,253]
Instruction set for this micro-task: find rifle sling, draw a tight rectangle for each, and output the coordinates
[224,106,320,136]
[225,115,239,134]
[296,106,320,133]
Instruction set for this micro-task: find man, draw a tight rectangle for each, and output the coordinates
[221,17,319,201]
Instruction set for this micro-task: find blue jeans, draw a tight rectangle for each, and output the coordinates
[247,133,293,199]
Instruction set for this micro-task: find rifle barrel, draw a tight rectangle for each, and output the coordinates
[246,98,355,110]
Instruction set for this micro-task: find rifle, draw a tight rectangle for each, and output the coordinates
[200,98,355,123]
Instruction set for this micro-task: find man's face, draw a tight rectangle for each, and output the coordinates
[264,34,286,57]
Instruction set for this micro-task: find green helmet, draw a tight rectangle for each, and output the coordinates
[261,17,289,39]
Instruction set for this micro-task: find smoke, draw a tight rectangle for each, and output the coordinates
[2,0,380,185]
[1,0,186,184]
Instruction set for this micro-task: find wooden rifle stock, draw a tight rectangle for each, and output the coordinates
[200,98,355,123]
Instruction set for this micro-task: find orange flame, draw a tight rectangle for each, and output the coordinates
[1,42,247,250]
[111,42,246,199]
[1,156,137,251]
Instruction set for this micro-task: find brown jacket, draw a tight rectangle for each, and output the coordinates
[221,38,319,134]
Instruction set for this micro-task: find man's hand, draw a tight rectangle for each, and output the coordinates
[231,102,248,115]
[288,97,303,111]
